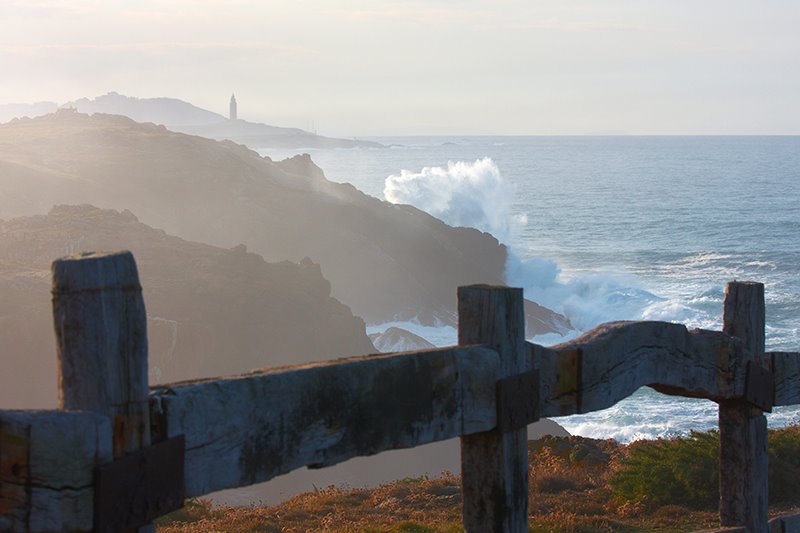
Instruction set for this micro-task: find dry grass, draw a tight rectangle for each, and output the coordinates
[524,436,718,532]
[156,436,798,532]
[158,473,464,532]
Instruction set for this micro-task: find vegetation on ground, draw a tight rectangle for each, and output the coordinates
[610,426,800,509]
[157,428,800,532]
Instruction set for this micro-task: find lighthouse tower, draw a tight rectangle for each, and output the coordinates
[229,94,237,121]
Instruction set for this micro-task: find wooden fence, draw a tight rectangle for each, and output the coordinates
[2,250,800,533]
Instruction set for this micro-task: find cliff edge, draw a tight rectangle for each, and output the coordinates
[0,205,374,408]
[0,111,569,333]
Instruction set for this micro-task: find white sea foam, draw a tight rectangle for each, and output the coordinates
[379,154,799,441]
[555,388,800,443]
[379,158,726,442]
[554,387,719,442]
[506,256,666,331]
[382,157,689,332]
[384,157,518,244]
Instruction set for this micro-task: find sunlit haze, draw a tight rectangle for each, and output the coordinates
[2,0,798,135]
[3,1,800,523]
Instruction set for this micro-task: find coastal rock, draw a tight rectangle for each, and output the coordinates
[0,111,568,336]
[369,327,436,353]
[528,419,571,440]
[526,299,573,336]
[0,205,375,408]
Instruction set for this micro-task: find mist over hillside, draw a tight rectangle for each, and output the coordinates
[0,110,568,334]
[0,110,571,506]
[0,202,569,507]
[66,92,226,127]
[1,92,381,149]
[0,205,374,408]
[0,101,58,124]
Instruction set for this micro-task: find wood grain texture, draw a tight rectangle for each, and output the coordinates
[719,281,768,533]
[458,285,529,533]
[150,345,499,498]
[0,410,112,533]
[531,321,745,417]
[52,251,151,457]
[6,263,799,533]
[52,250,153,533]
[771,352,800,407]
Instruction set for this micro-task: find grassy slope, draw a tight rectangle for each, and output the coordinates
[158,434,800,532]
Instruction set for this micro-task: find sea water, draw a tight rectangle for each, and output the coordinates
[260,136,800,442]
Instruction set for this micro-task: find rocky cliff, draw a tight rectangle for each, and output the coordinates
[0,111,564,328]
[0,205,374,408]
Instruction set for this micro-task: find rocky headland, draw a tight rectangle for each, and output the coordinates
[2,92,381,149]
[0,110,570,335]
[0,205,374,408]
[0,112,575,507]
[70,92,382,149]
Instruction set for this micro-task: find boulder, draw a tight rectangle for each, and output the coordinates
[369,327,437,353]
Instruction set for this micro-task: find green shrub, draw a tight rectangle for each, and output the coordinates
[610,430,719,509]
[768,426,800,503]
[610,426,800,510]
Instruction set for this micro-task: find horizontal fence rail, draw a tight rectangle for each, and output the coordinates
[0,411,112,532]
[1,250,800,532]
[150,345,500,498]
[533,321,748,417]
[773,352,800,406]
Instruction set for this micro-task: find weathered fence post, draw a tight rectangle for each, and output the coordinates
[719,281,768,532]
[52,251,153,532]
[458,285,529,533]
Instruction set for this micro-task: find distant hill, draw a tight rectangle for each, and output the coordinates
[60,92,381,149]
[0,92,380,149]
[64,92,226,127]
[176,118,379,149]
[0,204,375,408]
[0,101,58,123]
[0,110,570,335]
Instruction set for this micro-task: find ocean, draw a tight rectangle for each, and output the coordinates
[260,136,800,443]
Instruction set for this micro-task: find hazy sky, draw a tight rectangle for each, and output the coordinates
[1,0,798,135]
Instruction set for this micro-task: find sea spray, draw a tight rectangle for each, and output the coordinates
[382,157,693,333]
[384,157,518,244]
[276,136,800,442]
[378,157,757,442]
[505,254,663,332]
